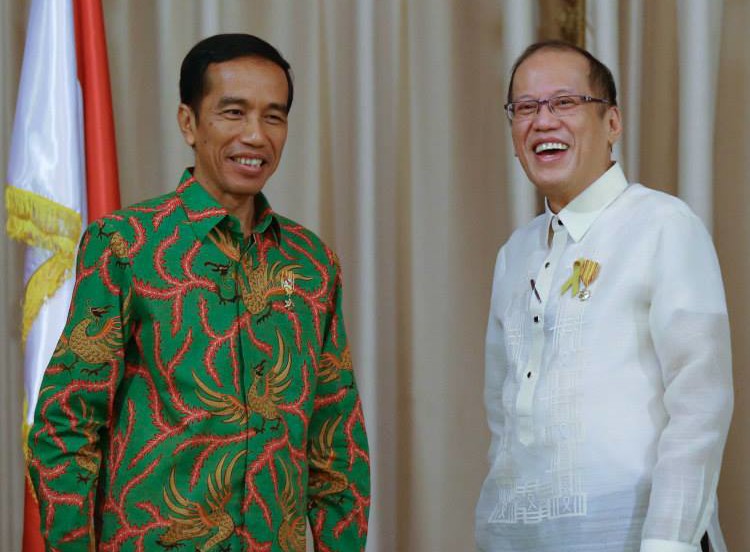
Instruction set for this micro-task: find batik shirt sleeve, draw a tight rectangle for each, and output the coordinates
[28,218,133,549]
[307,253,370,551]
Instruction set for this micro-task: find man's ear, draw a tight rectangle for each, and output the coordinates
[177,103,197,148]
[606,105,623,149]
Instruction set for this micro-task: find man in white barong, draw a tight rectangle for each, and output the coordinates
[475,40,733,552]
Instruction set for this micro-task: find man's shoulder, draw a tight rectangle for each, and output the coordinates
[119,190,182,218]
[86,190,182,233]
[622,183,703,226]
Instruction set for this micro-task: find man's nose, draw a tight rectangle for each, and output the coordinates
[532,101,559,127]
[241,116,265,144]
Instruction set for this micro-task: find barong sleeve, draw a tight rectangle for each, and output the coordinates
[642,210,733,552]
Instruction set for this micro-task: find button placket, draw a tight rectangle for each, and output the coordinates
[516,217,569,445]
[236,234,263,440]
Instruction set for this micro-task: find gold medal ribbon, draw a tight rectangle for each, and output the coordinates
[560,258,600,297]
[579,259,600,288]
[561,260,582,297]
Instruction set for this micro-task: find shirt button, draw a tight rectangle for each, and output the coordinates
[545,262,550,268]
[526,371,532,379]
[533,315,540,323]
[558,219,563,226]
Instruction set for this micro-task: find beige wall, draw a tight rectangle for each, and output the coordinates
[0,0,31,549]
[715,2,750,549]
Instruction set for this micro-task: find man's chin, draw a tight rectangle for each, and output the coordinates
[223,178,269,198]
[528,174,569,194]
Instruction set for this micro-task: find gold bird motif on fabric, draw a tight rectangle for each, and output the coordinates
[193,373,250,425]
[245,336,293,432]
[68,306,121,364]
[277,461,306,552]
[158,450,245,552]
[60,289,132,374]
[207,227,240,261]
[97,221,131,266]
[318,346,353,384]
[308,415,348,507]
[74,398,100,480]
[208,228,308,317]
[108,232,130,262]
[238,260,306,317]
[194,330,292,432]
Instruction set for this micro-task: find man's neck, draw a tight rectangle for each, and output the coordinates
[195,182,256,236]
[232,201,256,238]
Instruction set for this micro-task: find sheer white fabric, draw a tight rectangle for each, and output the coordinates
[475,164,733,552]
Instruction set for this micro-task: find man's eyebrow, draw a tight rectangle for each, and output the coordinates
[214,97,288,114]
[513,88,576,101]
[267,102,289,114]
[216,96,248,108]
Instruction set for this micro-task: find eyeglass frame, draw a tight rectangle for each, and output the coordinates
[504,94,611,122]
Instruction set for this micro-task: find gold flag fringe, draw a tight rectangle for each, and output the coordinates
[5,185,82,344]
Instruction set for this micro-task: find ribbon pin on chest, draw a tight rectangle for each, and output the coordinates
[560,258,600,301]
[282,274,295,310]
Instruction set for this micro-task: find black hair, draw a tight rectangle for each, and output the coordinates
[179,33,294,117]
[507,40,617,109]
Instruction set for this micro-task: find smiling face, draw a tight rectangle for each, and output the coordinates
[178,56,289,211]
[510,48,622,212]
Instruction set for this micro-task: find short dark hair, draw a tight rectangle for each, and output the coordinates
[507,40,617,108]
[179,33,294,117]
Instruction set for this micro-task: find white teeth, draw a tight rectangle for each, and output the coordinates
[236,157,262,167]
[535,142,569,154]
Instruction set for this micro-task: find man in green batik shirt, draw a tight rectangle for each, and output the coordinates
[28,34,370,552]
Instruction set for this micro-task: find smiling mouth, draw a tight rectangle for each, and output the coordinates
[233,156,264,167]
[534,142,569,154]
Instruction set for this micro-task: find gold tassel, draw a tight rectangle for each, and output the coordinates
[5,185,82,344]
[5,186,81,251]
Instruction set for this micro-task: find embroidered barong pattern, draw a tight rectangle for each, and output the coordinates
[476,163,732,552]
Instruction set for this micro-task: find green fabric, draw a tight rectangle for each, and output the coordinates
[28,169,370,551]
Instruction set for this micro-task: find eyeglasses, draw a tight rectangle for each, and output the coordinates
[504,94,610,121]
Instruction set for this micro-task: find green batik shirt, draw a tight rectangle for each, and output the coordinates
[28,169,370,552]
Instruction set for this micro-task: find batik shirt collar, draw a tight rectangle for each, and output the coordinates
[545,162,628,243]
[175,167,280,243]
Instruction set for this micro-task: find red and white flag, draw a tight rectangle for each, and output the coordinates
[4,0,120,548]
